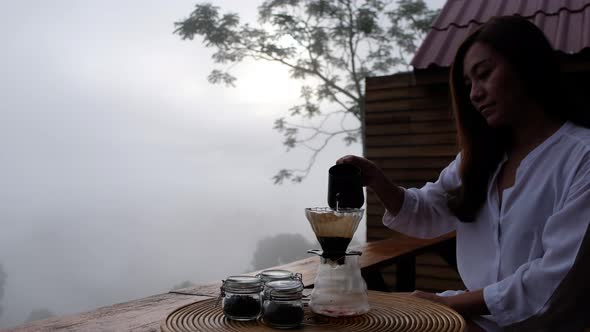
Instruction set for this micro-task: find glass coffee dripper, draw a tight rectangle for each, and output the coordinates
[305,207,370,317]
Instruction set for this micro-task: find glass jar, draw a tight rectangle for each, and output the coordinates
[307,250,369,317]
[256,269,302,285]
[262,280,305,329]
[219,276,263,321]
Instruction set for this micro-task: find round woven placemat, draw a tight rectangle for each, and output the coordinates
[161,291,465,332]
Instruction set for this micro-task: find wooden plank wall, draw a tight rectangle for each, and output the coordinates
[562,51,590,125]
[363,70,465,292]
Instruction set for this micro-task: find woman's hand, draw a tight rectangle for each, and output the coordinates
[336,154,405,215]
[336,155,384,188]
[411,290,451,307]
[411,289,489,318]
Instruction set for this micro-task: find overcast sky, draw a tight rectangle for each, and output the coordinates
[0,0,445,327]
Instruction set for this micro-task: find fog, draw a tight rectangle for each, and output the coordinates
[0,0,443,328]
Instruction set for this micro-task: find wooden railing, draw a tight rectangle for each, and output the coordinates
[5,232,456,331]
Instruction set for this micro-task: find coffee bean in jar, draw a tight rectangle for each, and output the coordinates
[219,276,263,321]
[262,280,305,328]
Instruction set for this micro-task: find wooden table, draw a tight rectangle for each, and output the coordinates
[160,291,465,332]
[4,233,456,331]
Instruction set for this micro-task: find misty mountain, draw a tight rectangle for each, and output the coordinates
[26,308,54,323]
[250,233,316,271]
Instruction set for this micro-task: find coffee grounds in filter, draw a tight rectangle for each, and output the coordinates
[307,210,360,238]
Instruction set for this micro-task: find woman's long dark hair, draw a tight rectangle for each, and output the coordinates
[447,16,562,222]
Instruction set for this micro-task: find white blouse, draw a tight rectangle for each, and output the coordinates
[383,121,590,331]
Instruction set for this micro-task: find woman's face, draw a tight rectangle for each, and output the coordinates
[462,42,527,128]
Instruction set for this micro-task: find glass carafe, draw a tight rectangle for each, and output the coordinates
[307,249,370,317]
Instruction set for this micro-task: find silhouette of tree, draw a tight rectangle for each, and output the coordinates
[26,308,54,322]
[171,280,195,291]
[250,233,316,270]
[175,0,439,183]
[0,264,5,318]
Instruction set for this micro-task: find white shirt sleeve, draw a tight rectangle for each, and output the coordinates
[483,156,590,328]
[382,153,462,239]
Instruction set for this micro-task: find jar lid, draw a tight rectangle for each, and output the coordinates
[257,269,301,282]
[223,275,263,293]
[264,280,304,300]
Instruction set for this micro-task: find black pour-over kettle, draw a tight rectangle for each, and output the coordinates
[327,164,364,209]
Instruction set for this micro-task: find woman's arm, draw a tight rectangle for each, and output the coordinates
[337,154,462,239]
[362,166,406,216]
[412,289,490,317]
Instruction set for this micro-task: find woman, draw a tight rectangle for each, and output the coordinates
[339,16,590,331]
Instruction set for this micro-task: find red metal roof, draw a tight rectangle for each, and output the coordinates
[411,0,590,69]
